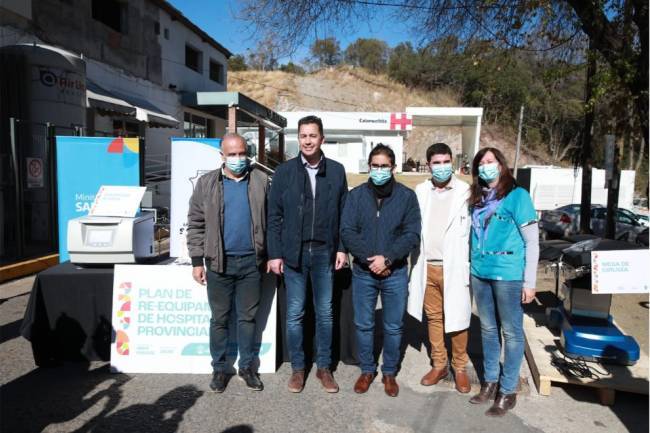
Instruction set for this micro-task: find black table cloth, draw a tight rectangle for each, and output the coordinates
[20,262,115,365]
[21,262,358,368]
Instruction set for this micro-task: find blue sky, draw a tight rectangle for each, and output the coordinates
[168,0,415,62]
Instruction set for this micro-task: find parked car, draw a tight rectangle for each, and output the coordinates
[618,207,649,228]
[636,228,649,247]
[539,204,583,240]
[539,204,646,243]
[633,212,649,227]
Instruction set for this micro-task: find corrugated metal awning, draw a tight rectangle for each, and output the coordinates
[87,81,136,116]
[134,106,179,128]
[86,81,179,128]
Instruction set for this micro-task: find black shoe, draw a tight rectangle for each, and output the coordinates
[238,368,264,391]
[485,393,517,417]
[209,371,227,393]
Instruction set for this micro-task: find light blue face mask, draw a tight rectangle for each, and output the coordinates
[225,156,248,175]
[478,162,500,183]
[369,167,392,185]
[431,163,452,183]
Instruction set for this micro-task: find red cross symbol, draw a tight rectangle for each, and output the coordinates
[390,113,413,130]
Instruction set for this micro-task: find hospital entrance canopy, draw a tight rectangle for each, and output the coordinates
[282,107,482,157]
[181,91,287,163]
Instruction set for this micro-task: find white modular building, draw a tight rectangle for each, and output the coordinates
[281,108,483,173]
[516,166,636,211]
[281,111,409,173]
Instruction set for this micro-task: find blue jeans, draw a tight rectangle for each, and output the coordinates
[283,245,333,370]
[206,254,261,373]
[352,264,408,375]
[471,275,524,394]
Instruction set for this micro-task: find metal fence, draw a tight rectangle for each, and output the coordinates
[1,117,145,265]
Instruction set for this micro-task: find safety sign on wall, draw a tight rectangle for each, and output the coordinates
[26,157,44,188]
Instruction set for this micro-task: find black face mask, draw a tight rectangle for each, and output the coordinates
[368,176,394,199]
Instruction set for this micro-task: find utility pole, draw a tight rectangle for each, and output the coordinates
[604,135,620,239]
[580,42,596,234]
[513,105,524,177]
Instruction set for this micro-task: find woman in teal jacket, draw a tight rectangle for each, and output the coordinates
[467,147,539,417]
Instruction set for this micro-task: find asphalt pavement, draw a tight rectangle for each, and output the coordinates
[1,274,648,433]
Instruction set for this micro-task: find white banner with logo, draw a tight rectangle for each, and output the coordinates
[110,264,277,373]
[591,249,650,294]
[170,138,222,259]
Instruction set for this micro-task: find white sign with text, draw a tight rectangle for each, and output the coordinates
[89,185,146,217]
[591,249,650,294]
[110,264,277,374]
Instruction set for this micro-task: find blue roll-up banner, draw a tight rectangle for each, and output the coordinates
[56,136,140,262]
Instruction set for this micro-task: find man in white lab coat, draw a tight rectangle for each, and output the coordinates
[408,143,472,393]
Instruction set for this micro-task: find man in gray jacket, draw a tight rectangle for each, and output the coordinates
[187,133,269,393]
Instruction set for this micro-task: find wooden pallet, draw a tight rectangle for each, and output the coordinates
[524,312,649,405]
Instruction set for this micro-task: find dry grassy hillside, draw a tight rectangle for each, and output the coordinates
[228,67,544,166]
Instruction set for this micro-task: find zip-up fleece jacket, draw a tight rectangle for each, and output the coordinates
[267,155,347,268]
[187,167,269,273]
[341,181,421,268]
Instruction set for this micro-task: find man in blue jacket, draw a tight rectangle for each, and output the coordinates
[267,115,348,393]
[341,144,421,397]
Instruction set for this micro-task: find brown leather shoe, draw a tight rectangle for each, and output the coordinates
[485,393,517,417]
[454,369,471,394]
[316,368,339,393]
[381,375,399,397]
[420,367,449,386]
[354,373,375,394]
[287,370,305,393]
[469,382,498,404]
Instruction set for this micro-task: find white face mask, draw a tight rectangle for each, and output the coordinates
[430,163,452,182]
[478,162,499,182]
[225,156,248,174]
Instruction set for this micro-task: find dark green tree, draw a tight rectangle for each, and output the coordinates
[280,61,306,75]
[344,38,389,73]
[387,42,420,87]
[310,37,341,67]
[239,0,648,146]
[228,54,248,72]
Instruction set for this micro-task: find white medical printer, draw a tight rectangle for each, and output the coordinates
[67,185,155,264]
[67,212,155,264]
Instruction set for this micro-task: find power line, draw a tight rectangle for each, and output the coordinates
[341,0,435,10]
[336,0,582,53]
[456,1,582,53]
[339,0,495,11]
